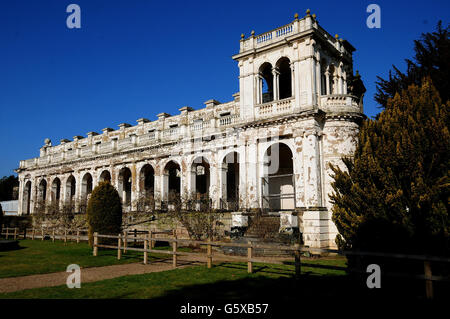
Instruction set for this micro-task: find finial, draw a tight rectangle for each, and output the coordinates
[251,30,255,36]
[335,34,339,39]
[356,70,360,77]
[306,9,311,16]
[241,33,245,39]
[312,13,316,19]
[294,13,299,20]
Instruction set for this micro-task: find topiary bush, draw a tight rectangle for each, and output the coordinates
[87,181,122,246]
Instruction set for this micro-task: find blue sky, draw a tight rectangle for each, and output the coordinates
[0,0,448,177]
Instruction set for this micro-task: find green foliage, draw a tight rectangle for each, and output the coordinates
[0,175,19,201]
[331,79,449,257]
[375,21,449,108]
[87,181,123,246]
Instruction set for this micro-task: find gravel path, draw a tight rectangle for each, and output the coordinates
[0,258,202,294]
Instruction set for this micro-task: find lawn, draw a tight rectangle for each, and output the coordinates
[0,258,349,299]
[0,239,175,278]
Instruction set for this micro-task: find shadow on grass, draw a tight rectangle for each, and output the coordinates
[148,263,443,309]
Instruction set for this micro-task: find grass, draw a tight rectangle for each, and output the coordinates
[0,239,178,278]
[0,258,349,299]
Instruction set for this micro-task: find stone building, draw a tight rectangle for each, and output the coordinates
[15,11,365,248]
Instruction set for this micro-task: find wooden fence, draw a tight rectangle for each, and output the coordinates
[89,232,450,300]
[1,226,449,300]
[0,227,89,243]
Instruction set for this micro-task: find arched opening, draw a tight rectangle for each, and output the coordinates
[262,143,295,211]
[38,179,47,202]
[118,167,132,206]
[191,156,210,197]
[222,152,239,210]
[277,57,292,99]
[163,161,181,207]
[51,178,61,204]
[80,173,93,213]
[23,181,32,215]
[66,175,76,203]
[99,170,111,183]
[329,65,336,94]
[139,164,155,197]
[321,60,328,95]
[81,173,93,198]
[259,62,273,103]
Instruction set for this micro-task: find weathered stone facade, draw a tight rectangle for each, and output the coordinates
[16,12,364,248]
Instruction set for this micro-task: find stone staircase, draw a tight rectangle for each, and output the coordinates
[221,213,301,257]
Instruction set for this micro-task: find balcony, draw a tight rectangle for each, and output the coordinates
[255,97,294,118]
[319,95,361,113]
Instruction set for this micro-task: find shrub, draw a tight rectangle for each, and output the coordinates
[86,181,122,246]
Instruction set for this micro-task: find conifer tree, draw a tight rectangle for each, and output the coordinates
[375,21,449,108]
[330,79,449,257]
[86,181,123,246]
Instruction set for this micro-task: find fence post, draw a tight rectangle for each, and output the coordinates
[5,228,9,239]
[64,229,67,243]
[172,233,177,268]
[93,232,98,257]
[150,230,154,249]
[424,261,433,300]
[24,228,27,239]
[207,239,212,269]
[123,231,127,254]
[52,229,55,242]
[134,229,137,246]
[294,244,301,279]
[14,228,17,240]
[32,228,35,240]
[144,234,148,265]
[247,241,253,274]
[117,234,122,260]
[76,229,80,243]
[41,229,44,241]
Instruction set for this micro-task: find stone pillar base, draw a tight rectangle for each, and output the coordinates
[230,212,248,238]
[300,207,331,248]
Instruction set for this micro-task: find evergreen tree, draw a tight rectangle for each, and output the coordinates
[375,21,449,108]
[0,175,19,201]
[331,79,449,257]
[86,181,123,246]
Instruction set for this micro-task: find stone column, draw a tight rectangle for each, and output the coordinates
[246,139,259,209]
[18,178,24,215]
[290,62,295,99]
[131,163,137,211]
[325,70,330,95]
[272,67,279,101]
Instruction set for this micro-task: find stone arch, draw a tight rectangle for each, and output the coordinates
[118,167,132,206]
[221,151,240,210]
[139,163,155,197]
[51,177,61,203]
[99,170,111,183]
[81,173,93,198]
[65,175,76,203]
[276,57,292,99]
[262,142,295,211]
[22,180,32,215]
[258,62,274,103]
[162,160,181,204]
[190,156,210,198]
[38,179,47,202]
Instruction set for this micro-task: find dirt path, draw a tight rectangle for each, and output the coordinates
[0,258,203,294]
